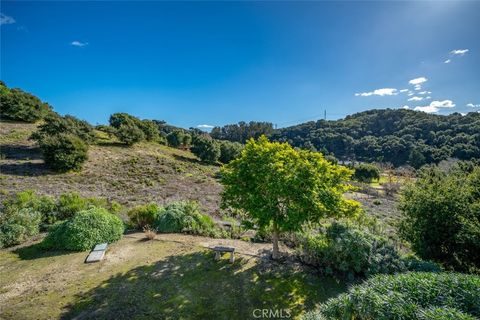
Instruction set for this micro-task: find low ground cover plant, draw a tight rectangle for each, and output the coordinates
[302,272,480,320]
[42,207,124,251]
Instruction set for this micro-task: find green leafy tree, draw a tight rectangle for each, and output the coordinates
[399,165,480,272]
[116,122,145,146]
[221,136,360,259]
[182,133,192,148]
[140,120,160,142]
[32,113,95,144]
[191,135,220,164]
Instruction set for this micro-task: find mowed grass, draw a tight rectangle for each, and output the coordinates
[0,236,346,320]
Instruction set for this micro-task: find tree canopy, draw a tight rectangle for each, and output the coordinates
[220,136,361,259]
[269,109,480,167]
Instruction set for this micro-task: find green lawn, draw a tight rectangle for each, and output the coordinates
[0,235,346,319]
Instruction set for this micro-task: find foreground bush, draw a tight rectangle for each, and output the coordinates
[400,165,480,272]
[37,133,88,172]
[2,190,56,224]
[297,222,439,278]
[42,207,124,251]
[303,272,480,320]
[155,201,221,237]
[127,203,160,229]
[55,192,122,221]
[0,208,42,248]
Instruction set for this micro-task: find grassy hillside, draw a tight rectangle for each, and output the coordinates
[0,121,222,215]
[0,234,345,319]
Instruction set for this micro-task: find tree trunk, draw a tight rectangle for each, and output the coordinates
[272,222,280,260]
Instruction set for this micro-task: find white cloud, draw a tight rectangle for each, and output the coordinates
[409,77,428,85]
[418,91,431,95]
[444,59,451,64]
[430,100,455,108]
[467,103,480,108]
[414,106,439,113]
[425,96,431,100]
[450,49,469,56]
[71,41,88,47]
[408,96,423,102]
[414,100,455,114]
[414,84,422,91]
[408,92,414,96]
[0,13,15,25]
[399,89,409,93]
[355,88,398,97]
[197,124,214,129]
[402,105,410,110]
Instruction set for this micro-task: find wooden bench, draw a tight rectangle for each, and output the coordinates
[213,246,235,263]
[85,243,108,263]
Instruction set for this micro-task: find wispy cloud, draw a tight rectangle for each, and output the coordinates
[197,124,214,129]
[418,91,431,95]
[399,89,409,93]
[355,88,398,97]
[444,59,451,64]
[467,103,480,108]
[408,96,423,102]
[0,13,15,25]
[71,40,88,47]
[402,105,410,110]
[414,100,455,113]
[450,49,469,56]
[409,77,428,85]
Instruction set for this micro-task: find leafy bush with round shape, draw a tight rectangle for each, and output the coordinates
[219,140,243,164]
[0,208,42,248]
[353,163,380,183]
[155,201,220,237]
[115,122,145,146]
[32,114,95,144]
[303,272,480,320]
[42,207,124,251]
[191,135,220,163]
[166,131,184,148]
[139,120,160,142]
[2,190,56,225]
[127,203,160,229]
[38,133,88,172]
[297,222,429,278]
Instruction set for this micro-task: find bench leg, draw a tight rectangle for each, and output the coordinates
[215,251,221,260]
[230,252,235,263]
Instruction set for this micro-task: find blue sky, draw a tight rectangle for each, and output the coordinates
[1,1,479,129]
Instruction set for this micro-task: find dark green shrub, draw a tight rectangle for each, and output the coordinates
[399,165,480,272]
[127,203,160,229]
[0,82,52,122]
[32,114,95,144]
[191,135,220,163]
[297,222,412,278]
[116,122,145,146]
[42,207,124,251]
[139,120,160,142]
[219,140,243,164]
[353,163,380,183]
[155,201,221,237]
[37,133,88,172]
[303,272,480,320]
[0,208,42,248]
[166,131,184,148]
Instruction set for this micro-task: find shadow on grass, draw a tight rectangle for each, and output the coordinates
[0,144,43,160]
[13,242,77,260]
[172,154,203,165]
[60,251,345,320]
[95,141,128,147]
[0,162,53,176]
